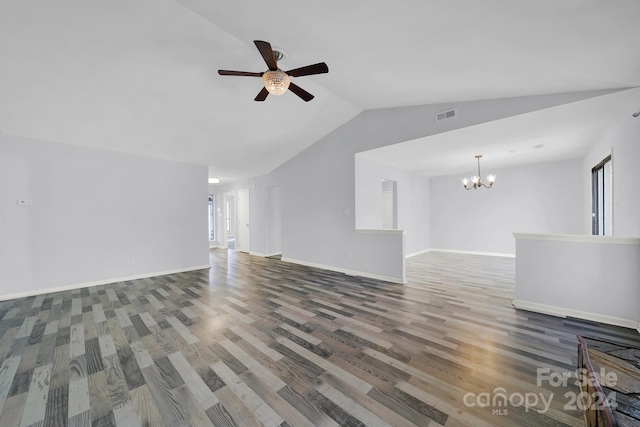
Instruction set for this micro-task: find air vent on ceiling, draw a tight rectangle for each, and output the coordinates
[435,108,457,122]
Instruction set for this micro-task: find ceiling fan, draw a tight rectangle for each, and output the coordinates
[218,40,328,102]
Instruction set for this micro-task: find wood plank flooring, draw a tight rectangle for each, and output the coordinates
[0,249,638,426]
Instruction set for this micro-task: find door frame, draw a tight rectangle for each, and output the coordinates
[591,155,612,235]
[223,191,236,249]
[236,188,250,253]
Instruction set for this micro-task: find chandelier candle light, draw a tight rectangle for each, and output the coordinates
[461,155,496,190]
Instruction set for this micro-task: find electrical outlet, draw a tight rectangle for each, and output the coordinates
[128,258,134,265]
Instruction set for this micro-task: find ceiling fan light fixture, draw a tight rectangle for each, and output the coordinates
[262,70,290,96]
[218,40,326,102]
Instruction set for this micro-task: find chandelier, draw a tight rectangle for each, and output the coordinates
[461,155,496,190]
[262,70,290,95]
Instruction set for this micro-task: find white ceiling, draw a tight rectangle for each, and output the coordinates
[359,89,637,177]
[1,0,639,182]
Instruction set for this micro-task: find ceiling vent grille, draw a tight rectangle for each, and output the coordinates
[435,108,457,122]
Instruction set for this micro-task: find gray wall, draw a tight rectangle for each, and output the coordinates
[355,155,430,256]
[2,89,629,297]
[515,234,640,328]
[266,185,282,256]
[213,91,607,281]
[583,87,640,237]
[0,134,209,298]
[429,159,584,254]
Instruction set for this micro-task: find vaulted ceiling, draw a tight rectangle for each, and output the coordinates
[1,1,639,181]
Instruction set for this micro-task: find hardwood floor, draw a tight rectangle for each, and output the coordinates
[0,249,638,427]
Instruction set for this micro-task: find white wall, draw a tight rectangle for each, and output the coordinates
[212,91,608,281]
[514,234,640,329]
[0,134,209,298]
[583,87,640,237]
[355,155,430,256]
[429,159,584,254]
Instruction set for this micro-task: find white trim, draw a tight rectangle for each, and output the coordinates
[406,248,431,258]
[513,233,640,245]
[223,191,236,255]
[429,248,515,258]
[281,257,406,285]
[0,265,211,302]
[264,252,282,258]
[513,299,640,332]
[354,228,405,235]
[249,251,282,258]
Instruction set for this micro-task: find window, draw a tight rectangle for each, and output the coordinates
[591,155,612,235]
[208,194,215,241]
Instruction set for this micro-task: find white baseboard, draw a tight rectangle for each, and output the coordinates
[406,248,431,258]
[430,248,515,258]
[0,265,211,302]
[281,257,406,285]
[513,299,640,332]
[249,251,282,258]
[264,252,282,258]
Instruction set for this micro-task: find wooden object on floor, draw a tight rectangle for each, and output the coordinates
[577,336,640,427]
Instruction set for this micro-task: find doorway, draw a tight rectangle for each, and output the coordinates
[591,155,612,235]
[236,189,250,253]
[381,179,397,229]
[223,191,236,249]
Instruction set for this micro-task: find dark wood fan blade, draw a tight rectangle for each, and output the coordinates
[218,70,263,77]
[286,62,329,77]
[288,82,314,102]
[254,40,278,71]
[254,87,269,102]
